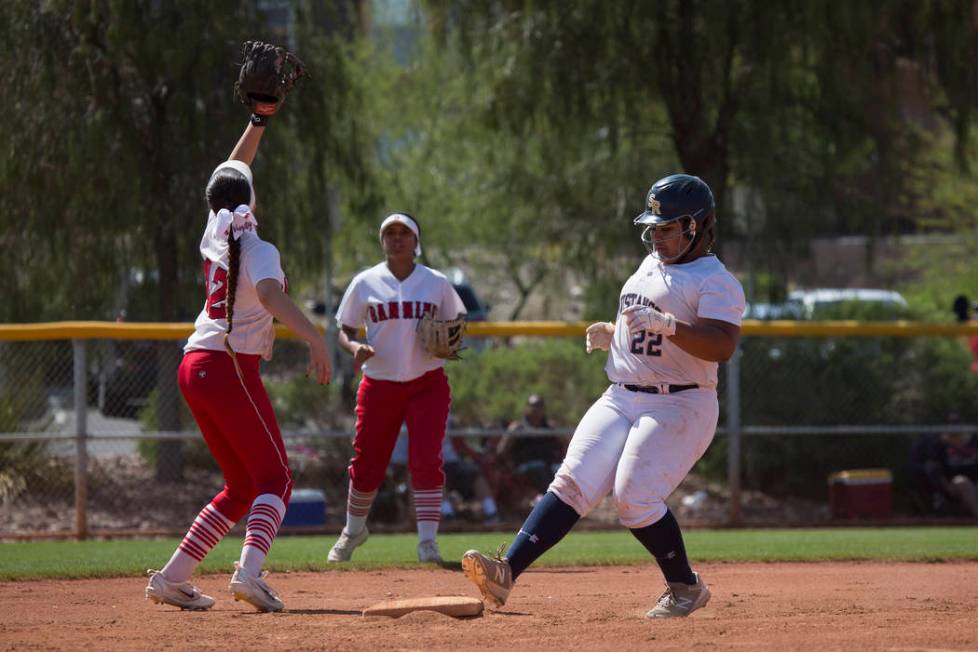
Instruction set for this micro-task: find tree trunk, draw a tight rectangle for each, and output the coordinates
[155,340,184,482]
[154,217,184,482]
[152,123,184,481]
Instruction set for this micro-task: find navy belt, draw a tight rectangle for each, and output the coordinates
[622,383,698,395]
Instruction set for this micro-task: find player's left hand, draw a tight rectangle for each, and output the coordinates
[621,304,677,337]
[585,322,614,353]
[306,340,332,385]
[253,100,280,116]
[235,40,306,122]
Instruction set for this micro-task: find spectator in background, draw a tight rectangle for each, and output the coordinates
[951,294,978,372]
[909,412,978,517]
[444,431,501,525]
[497,395,569,506]
[952,294,970,322]
[390,420,500,524]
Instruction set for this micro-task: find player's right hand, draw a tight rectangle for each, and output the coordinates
[585,322,614,353]
[621,304,677,336]
[306,340,332,385]
[354,343,376,365]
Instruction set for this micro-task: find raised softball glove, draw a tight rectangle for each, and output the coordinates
[235,40,306,118]
[417,312,467,360]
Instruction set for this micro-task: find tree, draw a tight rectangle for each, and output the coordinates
[1,0,374,479]
[359,8,674,318]
[419,0,978,303]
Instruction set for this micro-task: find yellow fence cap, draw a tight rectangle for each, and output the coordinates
[828,468,893,484]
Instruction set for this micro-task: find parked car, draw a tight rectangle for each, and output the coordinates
[787,288,907,318]
[745,288,909,321]
[743,301,803,320]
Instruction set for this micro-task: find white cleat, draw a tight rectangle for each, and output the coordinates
[327,527,369,562]
[646,572,711,619]
[461,548,513,608]
[417,539,443,563]
[145,569,215,611]
[229,562,285,612]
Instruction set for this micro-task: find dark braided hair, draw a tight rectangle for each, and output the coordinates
[225,236,241,337]
[205,169,251,342]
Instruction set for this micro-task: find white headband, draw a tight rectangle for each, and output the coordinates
[379,213,422,257]
[212,159,256,208]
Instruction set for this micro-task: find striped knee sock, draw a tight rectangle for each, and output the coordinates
[239,494,286,576]
[162,502,233,582]
[414,487,443,541]
[345,483,377,536]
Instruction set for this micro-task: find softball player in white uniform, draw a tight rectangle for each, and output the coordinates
[145,116,331,613]
[463,174,745,619]
[327,213,467,564]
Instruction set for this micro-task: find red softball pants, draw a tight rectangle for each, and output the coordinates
[348,368,451,493]
[178,350,293,522]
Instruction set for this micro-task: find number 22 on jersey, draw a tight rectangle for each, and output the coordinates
[630,331,662,356]
[203,260,228,319]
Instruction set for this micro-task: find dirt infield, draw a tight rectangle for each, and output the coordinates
[3,562,977,650]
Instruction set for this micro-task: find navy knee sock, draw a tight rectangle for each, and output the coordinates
[629,509,696,585]
[505,491,580,580]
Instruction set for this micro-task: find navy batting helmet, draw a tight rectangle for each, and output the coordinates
[634,174,716,263]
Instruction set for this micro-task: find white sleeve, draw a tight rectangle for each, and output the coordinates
[244,242,285,288]
[335,276,365,329]
[698,272,746,326]
[440,281,467,319]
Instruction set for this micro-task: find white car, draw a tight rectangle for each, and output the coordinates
[744,288,908,320]
[787,288,907,318]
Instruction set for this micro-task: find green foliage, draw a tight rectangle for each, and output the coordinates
[419,0,978,307]
[898,128,978,314]
[2,528,977,580]
[0,1,373,322]
[357,17,663,318]
[446,339,608,427]
[4,1,978,322]
[265,374,340,429]
[135,436,217,474]
[0,442,72,505]
[716,304,978,497]
[0,343,67,503]
[135,389,216,471]
[0,345,51,431]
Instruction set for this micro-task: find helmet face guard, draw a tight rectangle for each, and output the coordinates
[637,216,698,263]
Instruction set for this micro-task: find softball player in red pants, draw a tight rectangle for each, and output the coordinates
[145,116,331,612]
[328,213,466,563]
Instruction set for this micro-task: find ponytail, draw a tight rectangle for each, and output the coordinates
[205,167,250,358]
[223,236,241,355]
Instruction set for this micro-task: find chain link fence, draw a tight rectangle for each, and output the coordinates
[2,322,977,538]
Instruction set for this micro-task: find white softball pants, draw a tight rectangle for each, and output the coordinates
[548,383,718,528]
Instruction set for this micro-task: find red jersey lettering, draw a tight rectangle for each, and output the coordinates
[203,260,228,319]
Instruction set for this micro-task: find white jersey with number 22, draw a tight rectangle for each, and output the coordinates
[605,254,745,390]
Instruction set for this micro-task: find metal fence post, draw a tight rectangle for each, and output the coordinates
[72,339,89,540]
[725,346,742,525]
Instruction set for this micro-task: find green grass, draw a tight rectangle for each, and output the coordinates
[1,528,976,581]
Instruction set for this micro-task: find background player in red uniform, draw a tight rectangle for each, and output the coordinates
[145,113,331,612]
[327,213,466,563]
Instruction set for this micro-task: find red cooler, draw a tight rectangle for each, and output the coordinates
[828,469,893,519]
